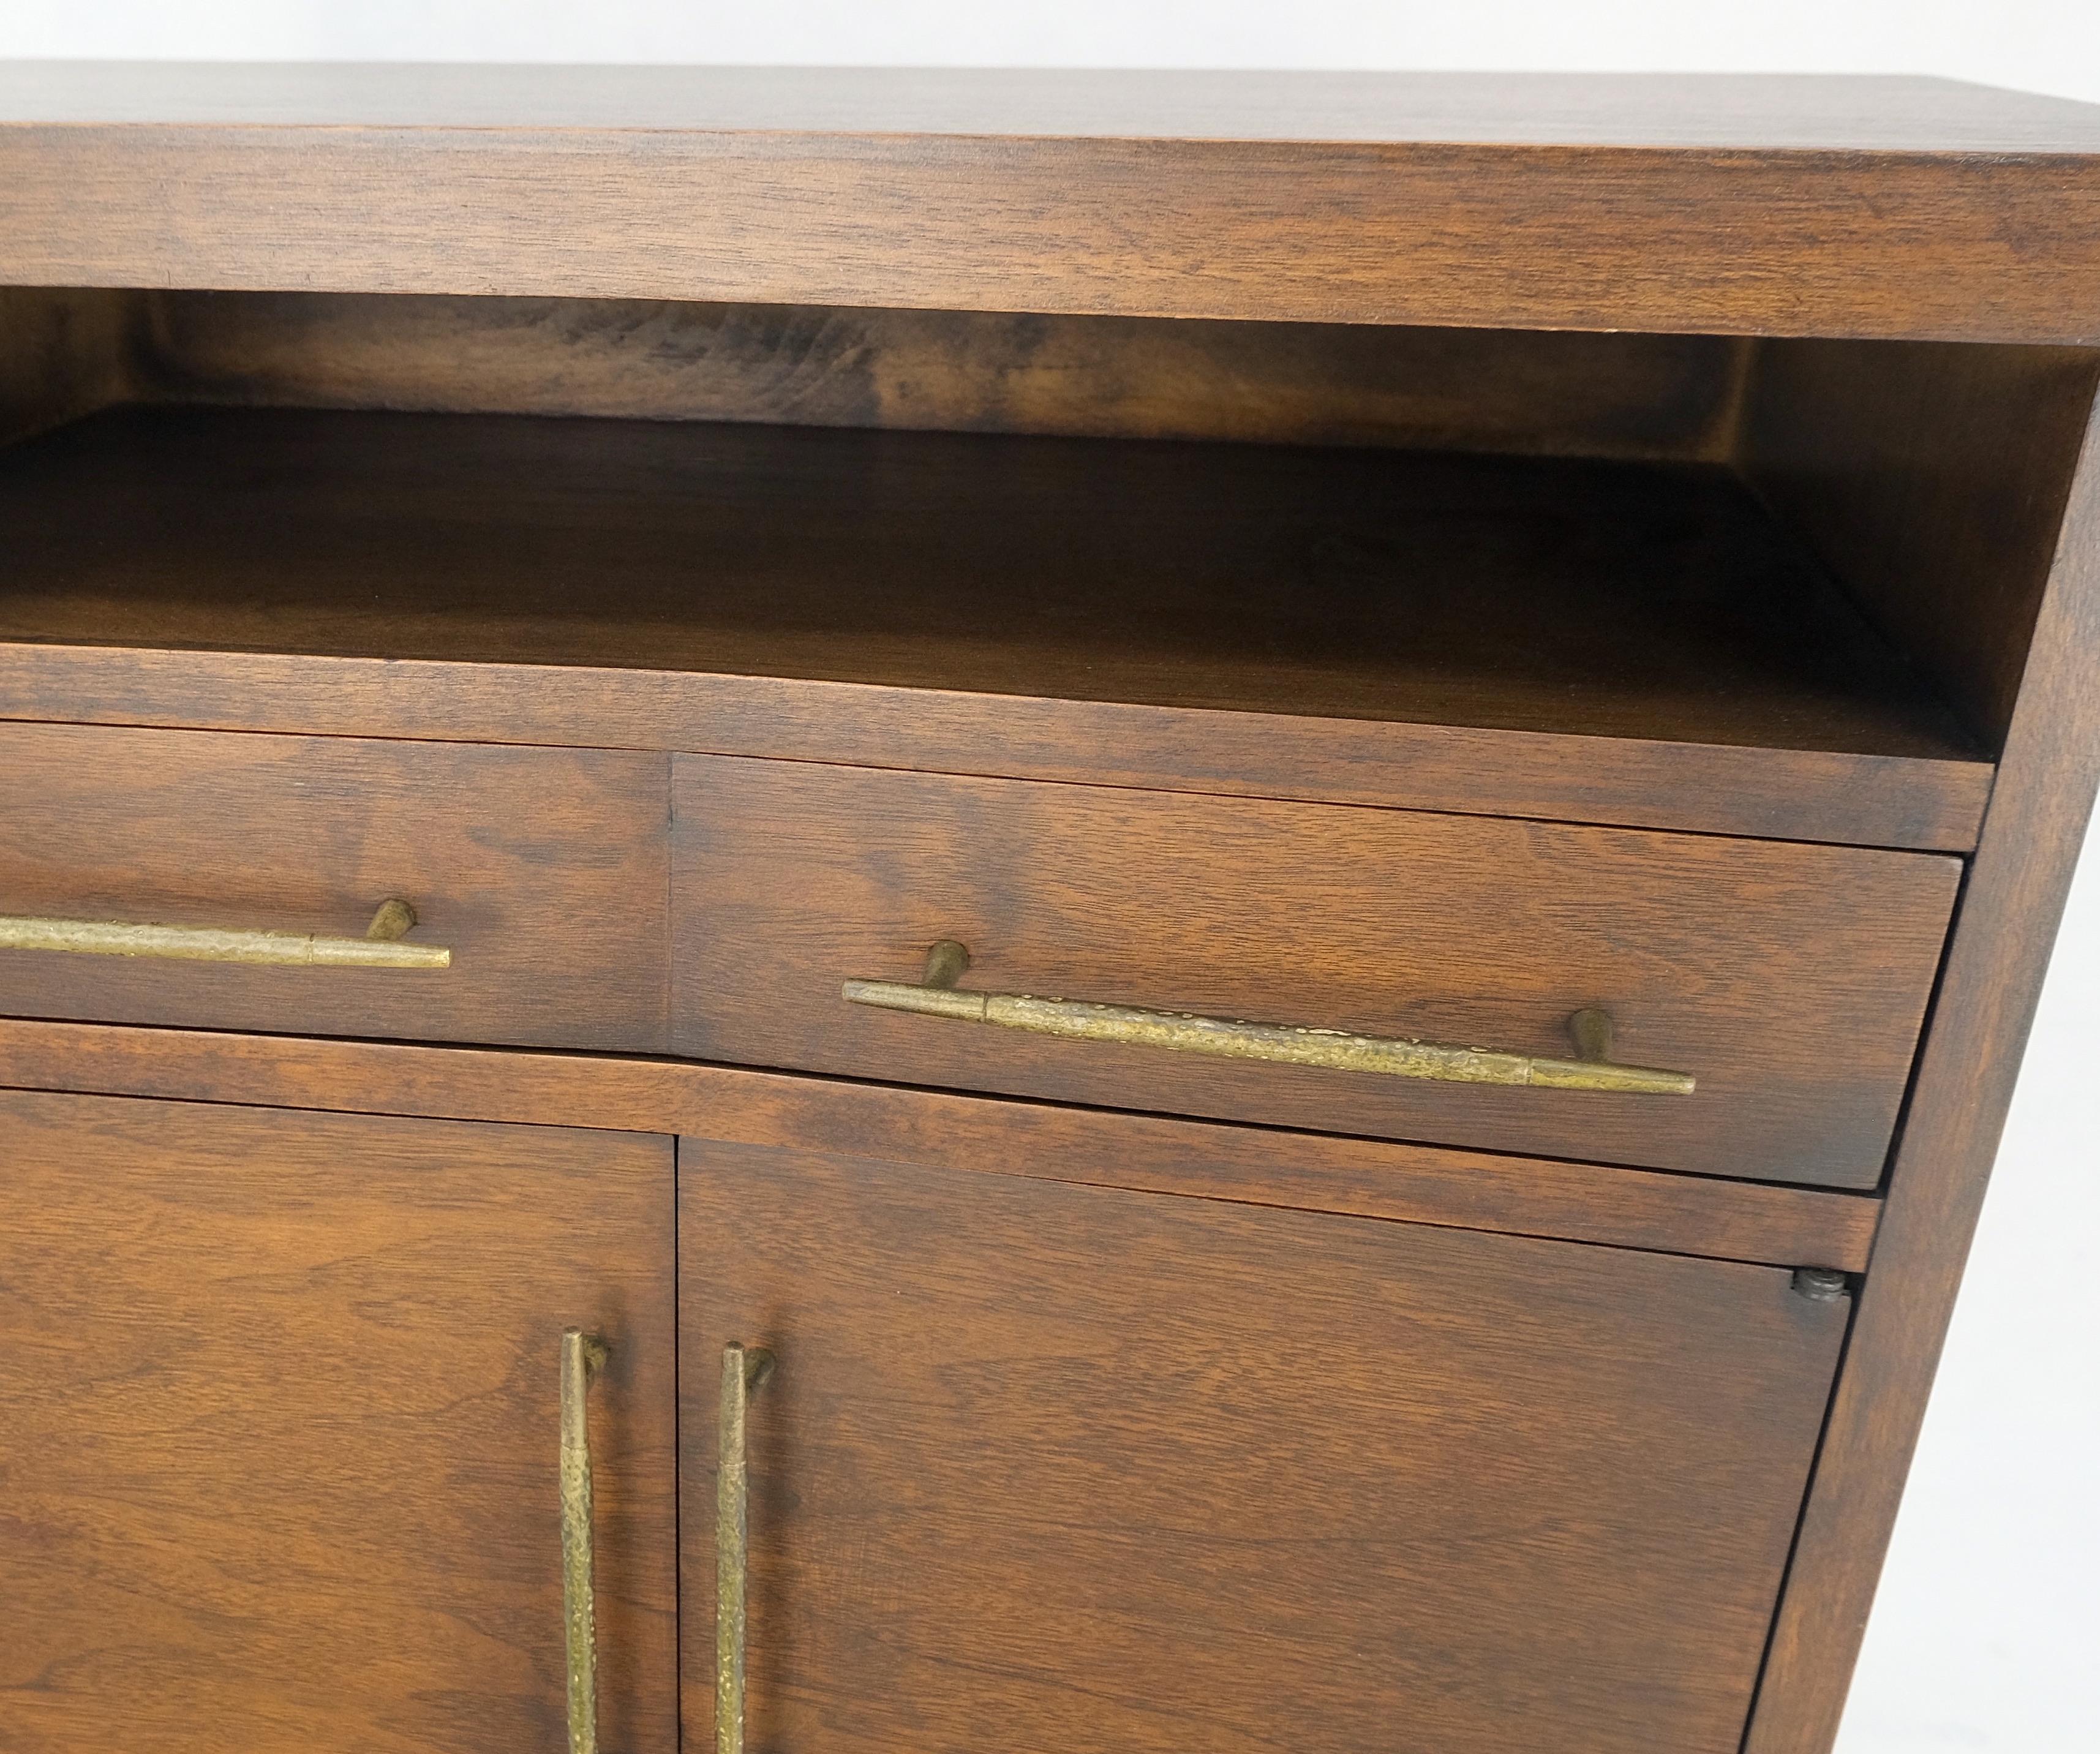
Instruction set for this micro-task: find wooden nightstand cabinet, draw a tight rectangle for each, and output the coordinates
[2,64,2098,1754]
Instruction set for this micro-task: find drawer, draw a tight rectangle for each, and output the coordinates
[672,755,1962,1187]
[0,723,669,1050]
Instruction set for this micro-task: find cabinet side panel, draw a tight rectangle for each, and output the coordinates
[1745,396,2100,1753]
[1739,339,2100,747]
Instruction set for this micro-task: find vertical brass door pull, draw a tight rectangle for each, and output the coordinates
[560,1330,611,1754]
[718,1342,774,1754]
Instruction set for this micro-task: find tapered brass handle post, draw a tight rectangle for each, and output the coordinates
[844,941,1693,1095]
[718,1341,773,1754]
[0,897,450,968]
[560,1330,611,1754]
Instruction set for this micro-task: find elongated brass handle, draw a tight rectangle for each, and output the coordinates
[718,1342,773,1754]
[560,1330,611,1754]
[844,941,1693,1095]
[0,897,450,968]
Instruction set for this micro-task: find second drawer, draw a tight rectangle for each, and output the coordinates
[672,755,1960,1188]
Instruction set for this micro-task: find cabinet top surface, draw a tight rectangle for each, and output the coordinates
[3,63,2099,154]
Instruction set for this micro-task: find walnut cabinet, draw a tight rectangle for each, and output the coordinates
[4,63,2099,1754]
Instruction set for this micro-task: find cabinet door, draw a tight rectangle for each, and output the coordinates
[682,1134,1848,1754]
[0,1091,677,1754]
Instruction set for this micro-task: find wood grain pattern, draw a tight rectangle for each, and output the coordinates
[1743,388,2100,1753]
[672,756,1960,1188]
[0,284,139,446]
[1741,339,2100,747]
[0,643,1992,853]
[679,1137,1850,1754]
[0,405,1979,767]
[2,73,2099,341]
[0,1089,677,1754]
[5,66,2096,148]
[0,721,669,1050]
[134,290,1748,462]
[0,1015,1881,1271]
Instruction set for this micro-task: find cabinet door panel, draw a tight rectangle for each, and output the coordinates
[0,1091,676,1754]
[681,1134,1847,1754]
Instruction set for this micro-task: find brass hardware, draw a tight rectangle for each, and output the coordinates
[920,936,971,991]
[0,897,450,968]
[718,1342,773,1754]
[364,897,418,942]
[843,941,1693,1095]
[1568,1006,1615,1064]
[560,1330,611,1754]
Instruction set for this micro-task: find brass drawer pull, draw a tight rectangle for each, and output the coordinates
[0,897,451,968]
[718,1341,774,1754]
[844,941,1693,1095]
[560,1330,610,1754]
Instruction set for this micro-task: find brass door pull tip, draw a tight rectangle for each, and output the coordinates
[0,898,451,968]
[844,942,1693,1094]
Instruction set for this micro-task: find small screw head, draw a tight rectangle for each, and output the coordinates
[1791,1267,1851,1302]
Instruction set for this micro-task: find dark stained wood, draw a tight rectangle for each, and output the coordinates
[1743,396,2100,1753]
[0,284,138,446]
[0,403,1985,761]
[136,290,1749,462]
[1741,339,2100,747]
[672,755,1960,1188]
[1,64,2094,1754]
[0,404,1982,763]
[0,1015,1881,1271]
[2,71,2099,341]
[679,1137,1850,1754]
[0,721,669,1050]
[0,1089,677,1754]
[0,642,1993,853]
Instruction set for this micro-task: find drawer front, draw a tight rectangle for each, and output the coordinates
[682,1129,1848,1754]
[0,722,669,1050]
[0,1090,677,1754]
[672,755,1961,1186]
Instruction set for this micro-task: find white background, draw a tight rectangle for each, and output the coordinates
[2,7,2093,1750]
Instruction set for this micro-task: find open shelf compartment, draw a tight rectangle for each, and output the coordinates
[4,287,2077,852]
